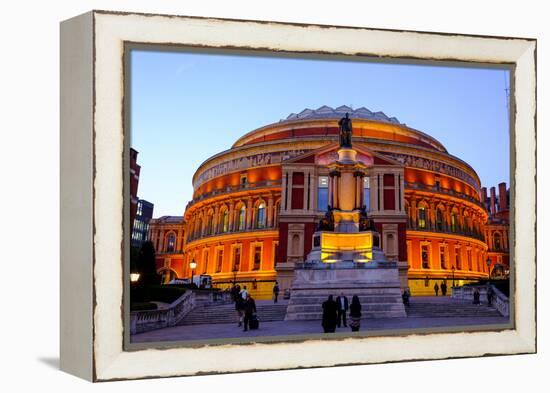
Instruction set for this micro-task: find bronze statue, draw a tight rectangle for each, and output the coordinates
[338,113,353,148]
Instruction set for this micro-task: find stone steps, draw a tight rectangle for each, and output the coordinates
[178,302,288,325]
[405,299,501,318]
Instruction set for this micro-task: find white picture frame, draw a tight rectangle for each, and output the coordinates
[60,10,536,381]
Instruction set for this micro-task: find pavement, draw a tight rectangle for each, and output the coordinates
[131,296,509,344]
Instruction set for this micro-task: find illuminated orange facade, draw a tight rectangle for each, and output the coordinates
[148,106,507,297]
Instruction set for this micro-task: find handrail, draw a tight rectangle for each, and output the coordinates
[451,283,509,317]
[130,290,234,335]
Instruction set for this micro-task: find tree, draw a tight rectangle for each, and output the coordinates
[137,240,160,286]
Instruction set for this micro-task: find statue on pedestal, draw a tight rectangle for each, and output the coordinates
[338,113,353,148]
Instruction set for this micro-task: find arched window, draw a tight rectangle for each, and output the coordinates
[436,208,444,231]
[237,205,246,231]
[166,233,176,253]
[256,202,266,229]
[206,213,213,235]
[493,233,502,250]
[220,209,229,233]
[451,212,458,232]
[418,206,427,229]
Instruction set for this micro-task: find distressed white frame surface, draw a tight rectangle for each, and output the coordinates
[61,10,536,381]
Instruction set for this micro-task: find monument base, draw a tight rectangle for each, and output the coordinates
[285,257,407,321]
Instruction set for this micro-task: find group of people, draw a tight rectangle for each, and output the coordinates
[473,285,494,306]
[230,284,257,332]
[321,293,362,333]
[433,281,448,296]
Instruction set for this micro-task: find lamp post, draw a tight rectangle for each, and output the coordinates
[486,257,492,281]
[189,259,197,286]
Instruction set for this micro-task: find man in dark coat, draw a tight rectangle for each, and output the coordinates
[434,282,440,296]
[273,281,280,303]
[441,281,447,296]
[322,295,338,333]
[335,292,349,328]
[242,294,257,332]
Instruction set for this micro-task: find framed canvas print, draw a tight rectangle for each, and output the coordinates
[60,10,536,382]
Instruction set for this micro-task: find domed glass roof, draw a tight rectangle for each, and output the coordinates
[282,105,404,125]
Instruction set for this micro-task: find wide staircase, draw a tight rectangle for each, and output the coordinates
[178,300,288,326]
[405,297,502,318]
[286,291,405,320]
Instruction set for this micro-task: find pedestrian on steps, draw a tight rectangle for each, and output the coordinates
[434,282,440,296]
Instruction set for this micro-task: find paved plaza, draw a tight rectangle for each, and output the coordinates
[131,297,509,344]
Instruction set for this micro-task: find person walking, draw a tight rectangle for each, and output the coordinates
[321,295,338,333]
[273,281,280,303]
[486,284,494,307]
[349,295,362,332]
[336,292,349,328]
[441,281,447,296]
[240,285,249,300]
[235,289,245,327]
[434,282,440,296]
[473,288,481,305]
[242,294,257,332]
[402,288,410,307]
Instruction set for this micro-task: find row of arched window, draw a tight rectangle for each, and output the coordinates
[406,199,484,239]
[186,198,280,242]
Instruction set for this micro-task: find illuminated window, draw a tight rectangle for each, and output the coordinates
[206,214,213,235]
[237,206,246,231]
[436,209,444,231]
[256,203,266,229]
[317,176,329,211]
[421,245,430,269]
[451,213,457,232]
[418,207,427,229]
[216,249,223,272]
[166,233,176,252]
[439,245,446,269]
[363,177,371,211]
[253,245,262,270]
[232,247,241,271]
[455,247,462,270]
[221,210,229,233]
[240,174,247,188]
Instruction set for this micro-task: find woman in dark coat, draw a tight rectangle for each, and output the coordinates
[322,295,338,333]
[349,295,362,332]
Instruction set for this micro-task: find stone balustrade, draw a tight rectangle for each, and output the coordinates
[130,289,233,335]
[451,284,509,317]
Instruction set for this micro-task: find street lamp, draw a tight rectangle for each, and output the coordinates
[189,259,197,286]
[130,272,140,284]
[486,257,492,281]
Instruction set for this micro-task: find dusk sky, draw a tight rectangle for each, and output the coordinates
[130,49,510,218]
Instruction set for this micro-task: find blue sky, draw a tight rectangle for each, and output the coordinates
[131,49,510,218]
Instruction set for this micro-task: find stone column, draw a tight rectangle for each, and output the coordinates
[246,198,253,229]
[281,171,288,212]
[228,202,235,231]
[394,173,399,212]
[286,170,293,211]
[411,197,417,229]
[267,195,274,227]
[328,173,333,208]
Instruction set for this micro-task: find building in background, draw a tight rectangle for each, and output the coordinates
[131,199,154,249]
[146,106,509,297]
[130,148,141,228]
[482,183,510,278]
[148,216,185,283]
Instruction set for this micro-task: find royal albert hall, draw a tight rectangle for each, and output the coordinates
[149,106,509,298]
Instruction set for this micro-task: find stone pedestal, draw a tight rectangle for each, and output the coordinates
[285,256,406,320]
